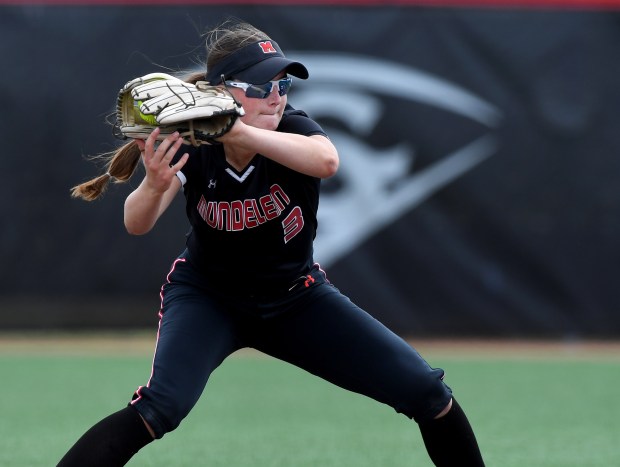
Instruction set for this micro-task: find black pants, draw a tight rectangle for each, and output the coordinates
[131,254,452,439]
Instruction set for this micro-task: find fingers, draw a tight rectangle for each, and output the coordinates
[143,127,160,160]
[138,128,187,191]
[135,139,146,152]
[159,133,185,168]
[142,128,183,167]
[171,152,190,173]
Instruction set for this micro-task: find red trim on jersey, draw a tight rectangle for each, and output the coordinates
[2,0,620,10]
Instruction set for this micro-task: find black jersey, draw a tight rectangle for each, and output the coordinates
[172,105,327,295]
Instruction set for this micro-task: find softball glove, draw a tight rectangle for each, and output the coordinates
[114,72,244,146]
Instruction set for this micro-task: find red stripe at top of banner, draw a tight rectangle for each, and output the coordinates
[1,0,620,9]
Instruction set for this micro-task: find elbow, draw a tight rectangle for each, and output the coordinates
[125,224,148,236]
[310,135,339,179]
[322,156,339,178]
[319,147,339,179]
[126,227,144,236]
[124,217,152,236]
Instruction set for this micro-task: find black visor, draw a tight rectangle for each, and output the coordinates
[205,40,308,85]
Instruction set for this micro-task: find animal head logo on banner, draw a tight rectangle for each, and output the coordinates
[289,53,504,267]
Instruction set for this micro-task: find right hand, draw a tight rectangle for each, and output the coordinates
[135,128,189,195]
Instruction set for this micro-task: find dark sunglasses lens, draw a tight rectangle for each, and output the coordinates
[246,83,272,99]
[277,78,292,96]
[245,78,292,98]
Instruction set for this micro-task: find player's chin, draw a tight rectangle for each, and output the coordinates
[258,113,283,131]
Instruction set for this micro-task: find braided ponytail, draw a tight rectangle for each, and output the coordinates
[70,140,142,201]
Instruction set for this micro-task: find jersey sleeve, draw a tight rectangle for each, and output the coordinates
[277,105,328,137]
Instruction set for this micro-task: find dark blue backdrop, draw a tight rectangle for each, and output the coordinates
[1,4,619,338]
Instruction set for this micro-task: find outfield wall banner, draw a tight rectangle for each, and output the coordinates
[1,3,619,338]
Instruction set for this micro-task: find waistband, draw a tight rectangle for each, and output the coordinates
[177,249,327,299]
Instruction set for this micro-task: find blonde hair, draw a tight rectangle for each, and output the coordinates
[71,19,270,201]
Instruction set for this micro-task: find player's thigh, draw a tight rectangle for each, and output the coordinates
[256,285,451,422]
[155,290,240,397]
[133,282,242,436]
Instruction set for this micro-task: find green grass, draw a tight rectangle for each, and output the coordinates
[0,342,619,466]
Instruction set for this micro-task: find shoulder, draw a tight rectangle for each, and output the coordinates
[277,104,327,137]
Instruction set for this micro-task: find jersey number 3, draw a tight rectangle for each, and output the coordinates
[282,206,304,243]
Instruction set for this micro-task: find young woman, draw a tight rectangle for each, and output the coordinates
[59,20,485,467]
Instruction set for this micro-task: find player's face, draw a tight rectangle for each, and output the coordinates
[229,73,288,131]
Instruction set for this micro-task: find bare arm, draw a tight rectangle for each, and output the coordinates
[219,120,339,179]
[124,129,189,235]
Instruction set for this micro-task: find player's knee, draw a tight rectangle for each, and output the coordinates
[395,370,453,424]
[157,400,196,437]
[139,406,188,439]
[433,398,453,419]
[132,395,195,439]
[138,414,157,439]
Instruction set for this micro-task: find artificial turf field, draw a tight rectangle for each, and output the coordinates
[1,334,618,466]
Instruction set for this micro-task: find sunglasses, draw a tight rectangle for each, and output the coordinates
[225,77,293,99]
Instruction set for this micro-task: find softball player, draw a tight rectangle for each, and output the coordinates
[59,20,485,467]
